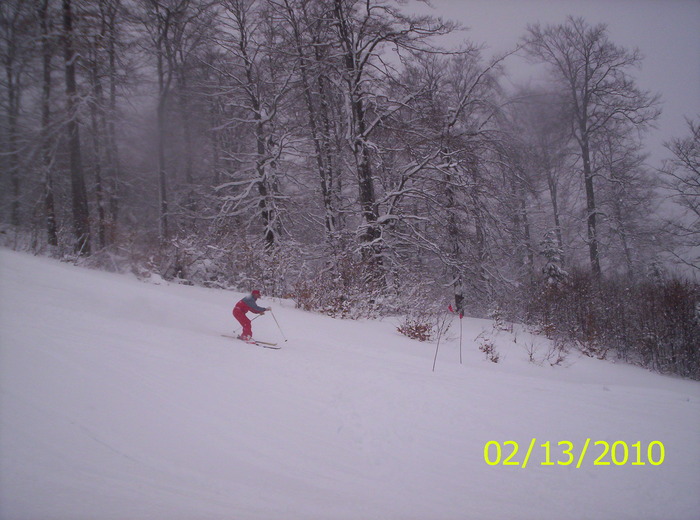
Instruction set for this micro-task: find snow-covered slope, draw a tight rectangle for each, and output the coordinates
[1,248,698,520]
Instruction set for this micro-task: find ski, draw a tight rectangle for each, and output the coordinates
[221,334,280,349]
[254,339,279,347]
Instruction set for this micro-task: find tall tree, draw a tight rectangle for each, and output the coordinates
[140,0,209,241]
[507,87,573,258]
[593,126,658,276]
[171,0,216,213]
[279,0,341,241]
[662,117,700,272]
[330,0,454,271]
[36,0,58,246]
[86,0,109,249]
[214,0,294,250]
[382,47,503,308]
[525,16,660,277]
[1,0,34,228]
[142,0,178,241]
[62,0,91,254]
[435,51,502,305]
[103,0,122,242]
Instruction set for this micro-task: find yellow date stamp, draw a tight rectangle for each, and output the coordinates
[484,439,665,468]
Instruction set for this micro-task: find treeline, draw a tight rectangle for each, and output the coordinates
[1,0,698,377]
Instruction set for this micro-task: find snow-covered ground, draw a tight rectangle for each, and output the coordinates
[1,247,698,520]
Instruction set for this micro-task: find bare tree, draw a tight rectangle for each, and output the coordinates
[139,0,194,241]
[36,0,58,246]
[330,0,455,272]
[278,0,341,241]
[1,0,35,228]
[86,0,109,249]
[662,117,700,272]
[524,16,660,278]
[507,87,573,258]
[102,0,122,243]
[171,1,216,214]
[593,126,660,276]
[212,0,295,250]
[62,0,91,254]
[380,47,504,308]
[433,51,503,306]
[81,0,129,250]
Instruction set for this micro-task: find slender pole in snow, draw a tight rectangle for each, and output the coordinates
[270,310,288,342]
[432,332,441,372]
[459,317,463,365]
[432,313,446,372]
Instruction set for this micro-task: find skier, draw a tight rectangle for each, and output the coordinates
[233,290,271,342]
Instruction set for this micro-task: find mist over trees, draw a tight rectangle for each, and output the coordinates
[1,1,697,377]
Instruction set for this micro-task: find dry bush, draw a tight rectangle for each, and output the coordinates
[397,318,433,341]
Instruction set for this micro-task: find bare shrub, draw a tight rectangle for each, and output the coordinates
[397,317,433,341]
[521,268,700,379]
[476,332,500,363]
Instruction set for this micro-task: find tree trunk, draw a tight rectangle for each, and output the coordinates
[353,97,380,250]
[177,76,194,185]
[63,0,91,255]
[38,0,58,247]
[209,98,221,186]
[90,41,106,249]
[580,135,601,278]
[4,13,21,228]
[520,194,534,272]
[156,46,170,241]
[176,70,196,214]
[254,115,275,250]
[444,158,465,310]
[7,83,20,227]
[546,171,564,254]
[106,0,121,243]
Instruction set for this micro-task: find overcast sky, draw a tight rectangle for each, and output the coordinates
[409,0,700,167]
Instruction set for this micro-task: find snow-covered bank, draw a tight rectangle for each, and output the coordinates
[1,248,698,520]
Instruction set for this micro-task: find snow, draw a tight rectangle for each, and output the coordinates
[1,247,699,520]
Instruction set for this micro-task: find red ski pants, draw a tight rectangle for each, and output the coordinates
[233,306,252,338]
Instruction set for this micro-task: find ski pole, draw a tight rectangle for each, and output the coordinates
[459,314,463,365]
[447,304,464,365]
[432,332,441,372]
[234,313,261,335]
[270,310,288,342]
[432,312,450,372]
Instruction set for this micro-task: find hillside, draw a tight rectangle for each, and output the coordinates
[1,248,698,520]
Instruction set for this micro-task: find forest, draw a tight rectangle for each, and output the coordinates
[1,0,698,378]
